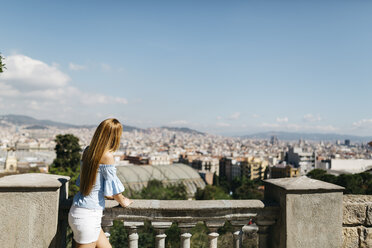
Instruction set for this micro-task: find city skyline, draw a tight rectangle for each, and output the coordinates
[1,1,372,136]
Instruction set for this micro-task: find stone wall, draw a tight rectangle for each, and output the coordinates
[343,195,372,248]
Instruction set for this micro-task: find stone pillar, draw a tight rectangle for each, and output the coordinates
[0,173,70,248]
[124,221,144,248]
[255,220,275,248]
[264,176,344,248]
[178,222,196,248]
[205,220,225,248]
[151,221,172,248]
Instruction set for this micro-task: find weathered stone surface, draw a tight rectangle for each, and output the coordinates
[265,176,344,192]
[342,227,359,248]
[344,203,367,225]
[367,205,372,226]
[343,195,372,226]
[0,191,59,248]
[0,173,69,191]
[359,227,372,248]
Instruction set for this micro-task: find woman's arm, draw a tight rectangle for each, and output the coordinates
[113,193,134,208]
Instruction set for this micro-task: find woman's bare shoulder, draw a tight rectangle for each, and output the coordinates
[100,151,115,164]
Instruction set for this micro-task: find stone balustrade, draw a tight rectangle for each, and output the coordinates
[101,199,279,248]
[0,173,350,248]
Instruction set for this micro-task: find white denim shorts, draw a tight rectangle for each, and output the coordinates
[68,205,103,244]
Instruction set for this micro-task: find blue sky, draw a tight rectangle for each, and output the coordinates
[1,1,372,136]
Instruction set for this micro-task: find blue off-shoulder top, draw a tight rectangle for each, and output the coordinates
[72,163,125,210]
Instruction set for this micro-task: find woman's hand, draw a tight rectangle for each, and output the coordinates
[122,196,134,208]
[113,193,134,208]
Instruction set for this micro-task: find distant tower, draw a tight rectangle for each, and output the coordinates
[345,139,351,147]
[270,136,279,146]
[170,134,177,144]
[5,148,17,172]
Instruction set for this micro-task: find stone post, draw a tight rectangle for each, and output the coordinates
[205,220,225,248]
[124,221,144,248]
[151,221,172,248]
[178,222,197,248]
[0,173,70,248]
[264,176,344,248]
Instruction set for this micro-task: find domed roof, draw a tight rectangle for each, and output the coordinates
[116,163,206,197]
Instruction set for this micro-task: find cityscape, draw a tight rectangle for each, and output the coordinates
[2,114,372,188]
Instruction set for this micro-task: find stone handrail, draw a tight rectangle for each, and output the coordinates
[101,199,279,248]
[0,173,347,248]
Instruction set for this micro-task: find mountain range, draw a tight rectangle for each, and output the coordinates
[0,114,203,134]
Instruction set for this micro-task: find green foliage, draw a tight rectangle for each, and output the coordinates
[195,185,231,200]
[0,53,5,73]
[110,220,128,248]
[307,169,372,194]
[49,134,81,197]
[190,222,209,248]
[131,179,188,200]
[233,177,264,200]
[165,223,180,248]
[51,134,81,171]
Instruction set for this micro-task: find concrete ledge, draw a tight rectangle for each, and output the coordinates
[0,173,70,192]
[103,199,275,223]
[264,176,344,193]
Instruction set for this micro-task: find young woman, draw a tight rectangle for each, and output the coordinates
[68,118,133,248]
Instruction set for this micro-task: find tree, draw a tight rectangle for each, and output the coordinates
[51,134,81,171]
[0,53,5,73]
[49,134,82,197]
[195,185,231,200]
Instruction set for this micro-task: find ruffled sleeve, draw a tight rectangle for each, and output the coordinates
[101,165,125,196]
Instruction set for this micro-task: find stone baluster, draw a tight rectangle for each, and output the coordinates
[205,220,225,248]
[151,221,172,248]
[231,220,248,248]
[124,221,144,248]
[255,219,275,248]
[178,222,197,248]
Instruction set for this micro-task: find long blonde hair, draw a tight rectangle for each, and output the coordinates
[80,118,123,196]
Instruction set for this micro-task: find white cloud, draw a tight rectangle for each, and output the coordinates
[252,114,260,118]
[0,54,128,121]
[276,117,288,123]
[352,119,372,129]
[69,63,87,71]
[303,114,322,122]
[101,63,111,72]
[229,112,240,120]
[216,116,222,120]
[1,54,69,91]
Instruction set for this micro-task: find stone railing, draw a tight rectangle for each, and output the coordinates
[343,195,372,247]
[101,199,279,248]
[0,174,347,248]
